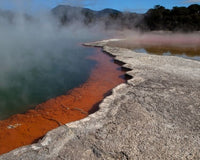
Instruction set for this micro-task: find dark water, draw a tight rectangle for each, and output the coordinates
[0,36,101,120]
[134,46,200,61]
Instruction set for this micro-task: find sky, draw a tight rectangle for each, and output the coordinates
[0,0,200,13]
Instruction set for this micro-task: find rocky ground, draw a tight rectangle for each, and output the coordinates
[1,39,200,160]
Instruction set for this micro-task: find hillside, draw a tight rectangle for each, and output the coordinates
[52,4,200,31]
[0,4,199,31]
[51,5,144,30]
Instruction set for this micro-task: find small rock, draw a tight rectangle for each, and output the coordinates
[7,124,22,129]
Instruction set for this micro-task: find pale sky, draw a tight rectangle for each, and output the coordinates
[0,0,200,13]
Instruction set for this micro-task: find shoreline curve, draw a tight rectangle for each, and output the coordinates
[0,47,125,155]
[1,39,200,159]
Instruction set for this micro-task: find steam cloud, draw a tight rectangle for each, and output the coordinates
[0,1,108,119]
[0,0,199,120]
[124,32,200,47]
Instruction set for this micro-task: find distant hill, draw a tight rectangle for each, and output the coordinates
[0,4,199,32]
[51,5,144,30]
[51,4,200,32]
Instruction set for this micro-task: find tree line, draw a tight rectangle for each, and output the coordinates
[143,4,200,31]
[51,4,200,32]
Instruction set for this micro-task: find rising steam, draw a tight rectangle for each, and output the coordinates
[0,1,108,119]
[0,1,199,120]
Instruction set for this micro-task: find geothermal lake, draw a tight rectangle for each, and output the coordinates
[0,37,99,120]
[1,33,199,120]
[134,46,200,61]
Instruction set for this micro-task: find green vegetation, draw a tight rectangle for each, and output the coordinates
[0,4,199,31]
[144,4,200,31]
[52,4,200,32]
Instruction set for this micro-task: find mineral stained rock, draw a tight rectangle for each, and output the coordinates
[0,49,125,155]
[1,39,200,160]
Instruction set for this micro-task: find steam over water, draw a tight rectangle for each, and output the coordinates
[1,3,200,120]
[0,13,105,120]
[109,32,200,61]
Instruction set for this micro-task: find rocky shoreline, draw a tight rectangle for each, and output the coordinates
[0,49,124,155]
[1,39,200,159]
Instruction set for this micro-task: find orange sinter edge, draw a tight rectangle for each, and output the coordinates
[0,48,125,155]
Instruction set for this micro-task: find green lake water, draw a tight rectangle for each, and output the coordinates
[0,34,102,120]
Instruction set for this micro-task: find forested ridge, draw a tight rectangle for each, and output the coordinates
[52,4,200,31]
[144,4,200,31]
[0,4,199,32]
